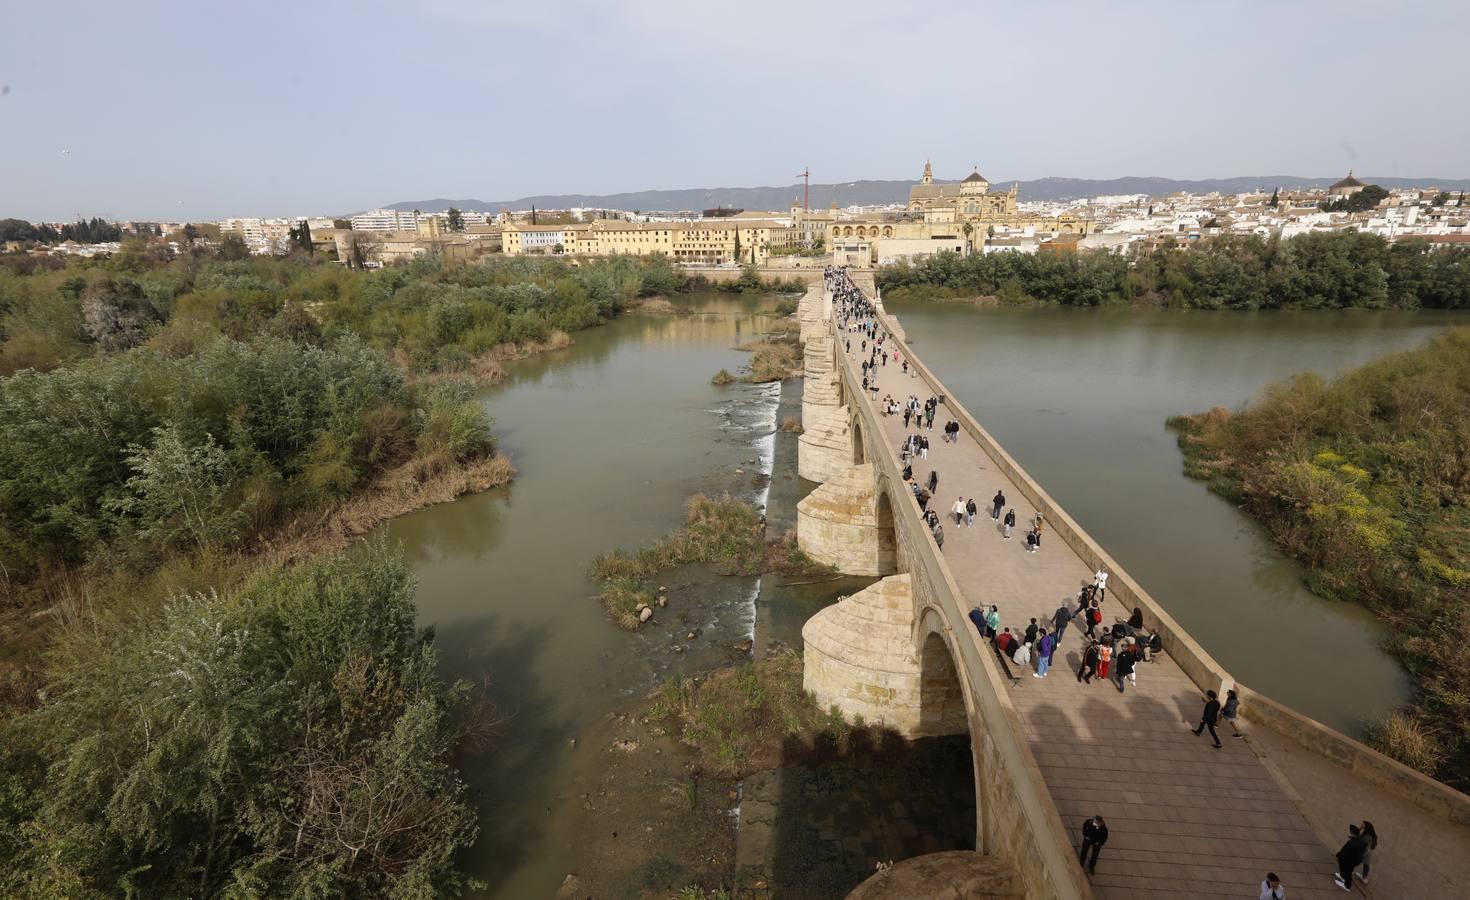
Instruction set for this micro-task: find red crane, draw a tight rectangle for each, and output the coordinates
[796,167,810,212]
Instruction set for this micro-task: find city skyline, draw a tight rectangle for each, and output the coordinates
[3,0,1468,221]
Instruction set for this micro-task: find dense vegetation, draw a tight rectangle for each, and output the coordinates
[1169,328,1470,787]
[877,231,1470,310]
[0,250,686,377]
[0,546,483,898]
[0,333,493,587]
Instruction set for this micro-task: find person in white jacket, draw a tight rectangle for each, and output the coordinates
[1094,569,1109,603]
[1259,872,1284,900]
[1012,640,1032,668]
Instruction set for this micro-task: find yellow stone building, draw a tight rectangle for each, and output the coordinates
[502,219,774,265]
[823,161,1091,263]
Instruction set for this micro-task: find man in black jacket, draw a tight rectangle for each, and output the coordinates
[1335,824,1370,891]
[1052,602,1073,647]
[1079,815,1107,874]
[1192,690,1223,748]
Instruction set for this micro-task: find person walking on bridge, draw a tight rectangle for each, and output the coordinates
[991,490,1006,521]
[1003,508,1016,539]
[1053,601,1073,647]
[951,497,966,526]
[1192,690,1223,748]
[927,469,939,494]
[1079,815,1108,875]
[1115,642,1137,693]
[1096,640,1113,681]
[965,497,977,527]
[1094,568,1108,603]
[1334,824,1370,892]
[1077,640,1100,683]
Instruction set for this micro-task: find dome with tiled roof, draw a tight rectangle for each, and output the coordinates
[963,169,988,184]
[1330,170,1365,190]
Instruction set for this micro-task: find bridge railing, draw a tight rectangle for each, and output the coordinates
[830,302,1094,900]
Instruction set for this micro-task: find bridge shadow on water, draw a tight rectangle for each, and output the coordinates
[759,728,977,899]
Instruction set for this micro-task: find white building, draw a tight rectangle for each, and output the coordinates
[351,209,419,231]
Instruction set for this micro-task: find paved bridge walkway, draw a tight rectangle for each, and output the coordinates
[835,316,1351,899]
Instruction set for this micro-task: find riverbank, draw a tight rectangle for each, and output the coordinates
[0,444,515,710]
[1169,327,1470,789]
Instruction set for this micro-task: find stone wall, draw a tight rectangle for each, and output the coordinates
[795,463,896,576]
[803,575,934,734]
[1237,685,1470,826]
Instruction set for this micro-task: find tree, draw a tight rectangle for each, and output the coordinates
[80,275,162,352]
[1432,191,1450,207]
[105,422,244,551]
[289,219,314,254]
[218,233,250,260]
[1268,188,1279,208]
[447,207,465,232]
[1320,184,1389,213]
[346,232,381,269]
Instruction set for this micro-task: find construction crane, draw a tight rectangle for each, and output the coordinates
[796,167,810,212]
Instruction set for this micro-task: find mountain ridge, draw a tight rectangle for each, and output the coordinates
[382,175,1470,214]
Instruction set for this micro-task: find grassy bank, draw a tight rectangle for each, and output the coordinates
[1169,327,1470,787]
[651,648,861,778]
[590,495,831,630]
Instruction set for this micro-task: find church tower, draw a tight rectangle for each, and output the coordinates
[921,160,933,185]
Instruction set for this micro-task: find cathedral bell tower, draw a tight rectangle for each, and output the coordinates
[921,160,933,185]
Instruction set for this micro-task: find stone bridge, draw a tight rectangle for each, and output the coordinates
[790,275,1470,900]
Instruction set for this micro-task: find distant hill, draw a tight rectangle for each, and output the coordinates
[385,175,1470,214]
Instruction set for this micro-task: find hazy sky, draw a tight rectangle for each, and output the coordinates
[3,0,1467,221]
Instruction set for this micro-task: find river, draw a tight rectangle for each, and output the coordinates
[376,293,843,897]
[884,300,1463,733]
[379,293,1458,896]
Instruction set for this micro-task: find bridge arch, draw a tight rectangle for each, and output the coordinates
[917,610,972,738]
[915,605,985,851]
[852,418,866,465]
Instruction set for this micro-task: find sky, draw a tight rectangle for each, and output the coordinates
[2,0,1467,221]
